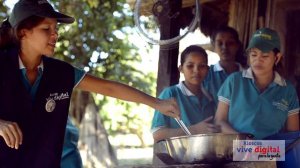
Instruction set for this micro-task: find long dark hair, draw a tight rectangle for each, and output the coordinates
[0,16,45,50]
[211,26,247,67]
[0,19,15,49]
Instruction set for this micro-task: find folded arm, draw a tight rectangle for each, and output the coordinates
[214,101,238,134]
[286,113,299,131]
[153,127,187,142]
[153,116,221,142]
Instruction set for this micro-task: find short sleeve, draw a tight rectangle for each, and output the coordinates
[151,88,173,133]
[217,74,234,105]
[287,84,300,116]
[74,67,86,87]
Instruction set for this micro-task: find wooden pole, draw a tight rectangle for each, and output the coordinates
[156,0,182,96]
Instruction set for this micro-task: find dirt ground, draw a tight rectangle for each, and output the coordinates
[116,147,153,166]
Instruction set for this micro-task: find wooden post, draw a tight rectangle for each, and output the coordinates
[156,0,182,96]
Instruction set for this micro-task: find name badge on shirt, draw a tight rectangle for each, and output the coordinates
[45,92,69,112]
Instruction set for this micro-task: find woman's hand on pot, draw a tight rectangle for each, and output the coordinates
[0,119,23,149]
[190,116,221,134]
[155,98,180,119]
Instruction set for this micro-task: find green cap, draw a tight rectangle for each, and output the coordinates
[8,0,75,27]
[247,28,281,52]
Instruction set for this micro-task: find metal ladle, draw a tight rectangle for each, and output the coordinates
[175,118,192,136]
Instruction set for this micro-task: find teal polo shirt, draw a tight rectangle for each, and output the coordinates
[151,81,216,133]
[217,68,299,139]
[19,57,86,100]
[19,57,86,168]
[203,62,243,104]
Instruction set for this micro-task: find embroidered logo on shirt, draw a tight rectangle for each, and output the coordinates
[272,99,288,112]
[45,92,69,112]
[45,99,56,112]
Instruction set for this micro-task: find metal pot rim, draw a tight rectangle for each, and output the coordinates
[159,133,254,142]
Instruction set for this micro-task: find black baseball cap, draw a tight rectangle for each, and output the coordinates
[8,0,75,27]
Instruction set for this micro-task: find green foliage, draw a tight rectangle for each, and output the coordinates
[1,0,156,145]
[51,0,155,141]
[52,0,154,91]
[0,0,9,21]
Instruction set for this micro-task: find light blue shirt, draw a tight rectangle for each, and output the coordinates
[203,62,243,104]
[218,68,299,139]
[61,118,83,168]
[151,81,216,133]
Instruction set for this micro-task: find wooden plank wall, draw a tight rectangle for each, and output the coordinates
[228,0,258,49]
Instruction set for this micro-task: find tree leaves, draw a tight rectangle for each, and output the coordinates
[52,0,155,141]
[2,0,155,145]
[0,0,9,21]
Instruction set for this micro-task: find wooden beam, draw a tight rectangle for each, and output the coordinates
[127,0,218,16]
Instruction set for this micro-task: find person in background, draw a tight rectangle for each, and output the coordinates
[151,45,220,142]
[0,0,180,167]
[203,26,246,104]
[214,28,299,139]
[61,117,83,168]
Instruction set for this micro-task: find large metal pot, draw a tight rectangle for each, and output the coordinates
[154,133,253,165]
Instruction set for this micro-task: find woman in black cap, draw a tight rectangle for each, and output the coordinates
[0,0,180,167]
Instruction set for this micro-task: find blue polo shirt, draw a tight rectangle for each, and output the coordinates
[151,81,216,133]
[19,57,85,99]
[19,57,86,168]
[218,68,299,139]
[203,62,243,104]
